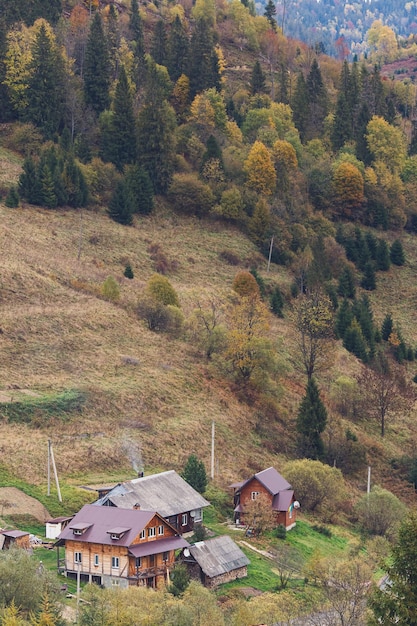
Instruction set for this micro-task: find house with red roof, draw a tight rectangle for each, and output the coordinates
[231,467,298,531]
[56,504,189,589]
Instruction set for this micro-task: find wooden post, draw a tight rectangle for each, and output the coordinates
[50,442,62,502]
[47,439,51,496]
[267,236,274,273]
[211,421,215,480]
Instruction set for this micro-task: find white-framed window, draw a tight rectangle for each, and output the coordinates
[181,514,188,526]
[74,552,82,564]
[94,554,99,566]
[140,529,146,540]
[194,508,202,522]
[158,525,164,536]
[111,556,119,569]
[251,491,260,500]
[148,527,156,538]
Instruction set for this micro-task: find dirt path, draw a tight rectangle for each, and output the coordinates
[0,487,50,522]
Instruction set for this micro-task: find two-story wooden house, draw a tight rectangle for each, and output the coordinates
[56,504,189,589]
[94,470,210,534]
[231,467,298,531]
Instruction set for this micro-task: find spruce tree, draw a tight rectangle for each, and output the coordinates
[264,0,277,31]
[361,262,376,291]
[296,378,327,460]
[338,266,356,299]
[355,102,372,165]
[250,60,266,95]
[306,58,328,140]
[335,298,353,339]
[108,180,133,225]
[182,454,208,494]
[270,286,284,317]
[110,66,137,171]
[151,20,167,66]
[292,73,309,143]
[19,156,41,205]
[106,4,120,80]
[390,240,405,266]
[26,23,65,138]
[343,319,368,362]
[167,15,189,82]
[39,165,58,209]
[63,158,88,208]
[125,164,154,215]
[381,313,393,341]
[188,18,221,99]
[5,186,19,208]
[84,12,110,115]
[376,239,390,271]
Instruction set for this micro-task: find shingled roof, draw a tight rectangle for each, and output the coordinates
[95,470,210,518]
[188,535,249,578]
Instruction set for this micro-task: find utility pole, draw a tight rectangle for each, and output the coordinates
[49,441,62,502]
[267,236,274,273]
[211,421,215,480]
[47,439,51,496]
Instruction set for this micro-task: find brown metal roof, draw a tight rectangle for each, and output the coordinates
[59,505,157,547]
[252,467,292,495]
[272,490,294,512]
[46,516,73,524]
[1,530,29,538]
[128,536,189,558]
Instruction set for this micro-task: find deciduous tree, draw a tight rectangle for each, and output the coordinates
[244,140,276,196]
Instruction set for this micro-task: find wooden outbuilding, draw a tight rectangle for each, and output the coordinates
[0,529,30,550]
[231,467,298,530]
[181,535,249,588]
[45,516,73,540]
[56,504,189,589]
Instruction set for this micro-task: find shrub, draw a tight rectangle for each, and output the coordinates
[5,186,19,208]
[232,270,261,298]
[146,273,180,307]
[102,276,120,302]
[270,285,284,317]
[274,524,287,539]
[167,173,215,217]
[137,295,171,332]
[354,486,406,539]
[219,250,240,265]
[165,305,185,337]
[311,524,332,538]
[124,264,134,279]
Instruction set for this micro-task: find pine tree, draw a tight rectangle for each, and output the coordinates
[390,239,405,266]
[108,180,133,225]
[376,239,390,271]
[250,60,266,95]
[84,12,110,115]
[151,20,167,66]
[296,378,327,460]
[110,66,137,171]
[26,23,65,138]
[381,313,393,341]
[361,261,376,291]
[182,454,208,493]
[167,16,189,82]
[338,266,356,299]
[264,0,277,31]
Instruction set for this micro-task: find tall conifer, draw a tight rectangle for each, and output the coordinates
[296,378,327,459]
[84,12,110,115]
[167,16,189,82]
[110,66,137,171]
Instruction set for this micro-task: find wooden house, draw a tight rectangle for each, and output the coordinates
[0,530,30,550]
[56,504,189,589]
[231,467,298,530]
[94,470,210,534]
[181,535,249,588]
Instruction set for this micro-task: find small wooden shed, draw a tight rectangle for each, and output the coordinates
[45,516,73,540]
[0,529,30,550]
[182,535,249,588]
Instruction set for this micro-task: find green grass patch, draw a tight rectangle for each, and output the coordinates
[286,520,353,560]
[2,514,45,537]
[31,547,83,596]
[0,389,87,425]
[0,465,94,518]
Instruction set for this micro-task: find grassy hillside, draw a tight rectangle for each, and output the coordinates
[0,143,416,514]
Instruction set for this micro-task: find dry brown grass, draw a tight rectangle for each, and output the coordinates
[0,189,417,504]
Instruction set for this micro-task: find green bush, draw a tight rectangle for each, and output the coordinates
[102,275,120,302]
[0,390,86,425]
[146,273,180,307]
[5,186,19,208]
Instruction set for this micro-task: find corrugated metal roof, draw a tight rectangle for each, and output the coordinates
[95,471,210,518]
[189,535,249,578]
[58,505,156,546]
[129,536,189,558]
[1,530,29,538]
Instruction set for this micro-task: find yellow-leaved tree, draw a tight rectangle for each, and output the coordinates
[243,140,276,195]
